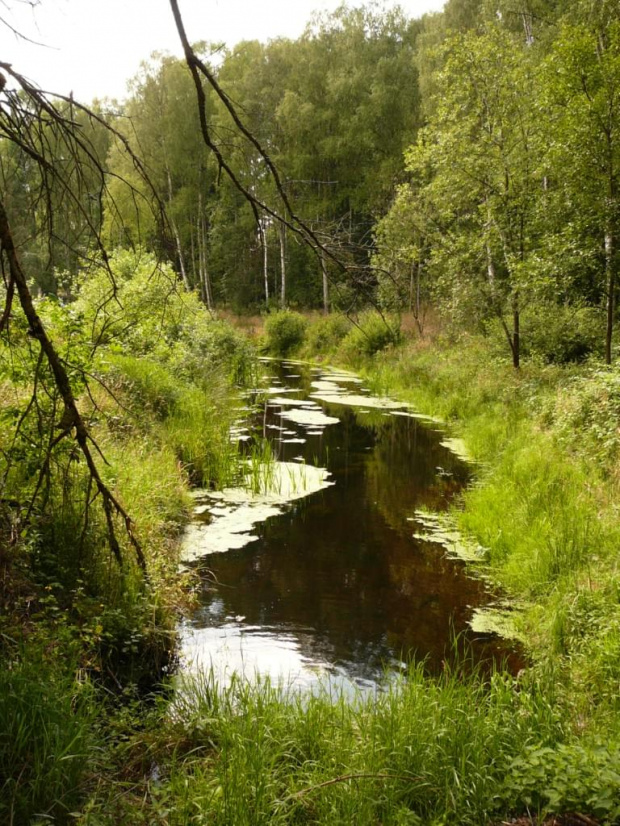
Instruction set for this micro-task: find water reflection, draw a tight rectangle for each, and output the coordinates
[180,361,519,690]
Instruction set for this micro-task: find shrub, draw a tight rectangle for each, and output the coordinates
[548,366,620,470]
[500,740,620,822]
[305,313,351,355]
[168,317,256,386]
[76,249,257,386]
[264,310,307,356]
[341,311,401,359]
[519,303,603,364]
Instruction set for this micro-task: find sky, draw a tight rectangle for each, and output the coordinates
[1,0,445,102]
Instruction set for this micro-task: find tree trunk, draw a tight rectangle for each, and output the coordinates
[262,220,269,306]
[416,263,422,335]
[166,167,190,291]
[172,219,190,291]
[486,242,496,289]
[279,222,286,309]
[512,291,520,369]
[190,227,197,287]
[410,261,423,337]
[521,12,534,45]
[196,195,213,311]
[605,227,615,365]
[200,214,214,312]
[321,248,329,315]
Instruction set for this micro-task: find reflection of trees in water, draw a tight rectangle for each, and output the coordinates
[363,412,471,536]
[194,367,514,680]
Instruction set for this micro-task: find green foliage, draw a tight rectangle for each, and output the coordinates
[7,4,620,824]
[0,642,99,824]
[459,430,603,594]
[547,366,620,470]
[76,249,255,386]
[81,662,573,825]
[105,353,238,488]
[341,311,401,359]
[264,310,308,356]
[518,303,603,364]
[362,334,620,683]
[168,317,256,386]
[98,8,423,312]
[304,313,352,355]
[500,740,620,821]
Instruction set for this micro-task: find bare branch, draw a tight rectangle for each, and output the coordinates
[0,196,147,573]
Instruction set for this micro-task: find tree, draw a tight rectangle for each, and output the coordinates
[383,25,542,366]
[542,19,620,363]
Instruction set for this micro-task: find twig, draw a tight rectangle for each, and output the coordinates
[290,772,422,800]
[0,196,146,573]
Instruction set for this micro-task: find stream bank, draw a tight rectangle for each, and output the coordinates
[178,359,521,693]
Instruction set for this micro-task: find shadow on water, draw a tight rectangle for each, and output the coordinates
[180,360,523,693]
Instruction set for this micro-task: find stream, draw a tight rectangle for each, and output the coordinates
[179,360,520,693]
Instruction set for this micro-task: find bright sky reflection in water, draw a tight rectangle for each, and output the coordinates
[178,360,521,694]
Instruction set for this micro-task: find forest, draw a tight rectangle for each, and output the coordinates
[3,0,620,823]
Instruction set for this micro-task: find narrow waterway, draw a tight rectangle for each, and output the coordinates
[179,360,520,692]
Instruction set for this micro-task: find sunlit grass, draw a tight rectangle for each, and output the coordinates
[339,332,620,709]
[77,656,620,825]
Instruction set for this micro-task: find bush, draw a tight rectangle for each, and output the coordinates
[305,313,351,355]
[519,303,603,364]
[264,310,307,356]
[76,249,257,386]
[500,740,620,822]
[341,311,401,359]
[169,317,256,386]
[548,366,620,470]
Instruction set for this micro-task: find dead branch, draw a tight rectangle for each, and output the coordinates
[0,196,146,572]
[289,772,423,800]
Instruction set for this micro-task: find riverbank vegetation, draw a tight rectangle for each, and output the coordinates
[0,249,255,823]
[3,0,620,822]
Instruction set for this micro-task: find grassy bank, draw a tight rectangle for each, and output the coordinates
[78,318,620,824]
[232,309,620,822]
[5,298,620,824]
[360,334,620,709]
[0,252,256,823]
[77,660,583,825]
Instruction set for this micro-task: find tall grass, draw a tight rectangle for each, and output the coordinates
[334,332,620,710]
[244,436,277,494]
[106,353,241,489]
[79,658,617,825]
[0,641,100,825]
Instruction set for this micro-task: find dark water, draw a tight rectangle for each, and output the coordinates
[180,360,520,691]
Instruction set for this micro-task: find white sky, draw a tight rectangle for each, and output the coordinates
[1,0,445,102]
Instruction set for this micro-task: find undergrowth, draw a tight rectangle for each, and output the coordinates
[341,329,620,723]
[6,295,620,823]
[0,251,257,820]
[76,659,620,825]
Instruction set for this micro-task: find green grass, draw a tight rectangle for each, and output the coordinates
[8,313,620,824]
[332,331,620,709]
[106,353,241,488]
[76,657,620,825]
[71,325,618,826]
[0,640,101,825]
